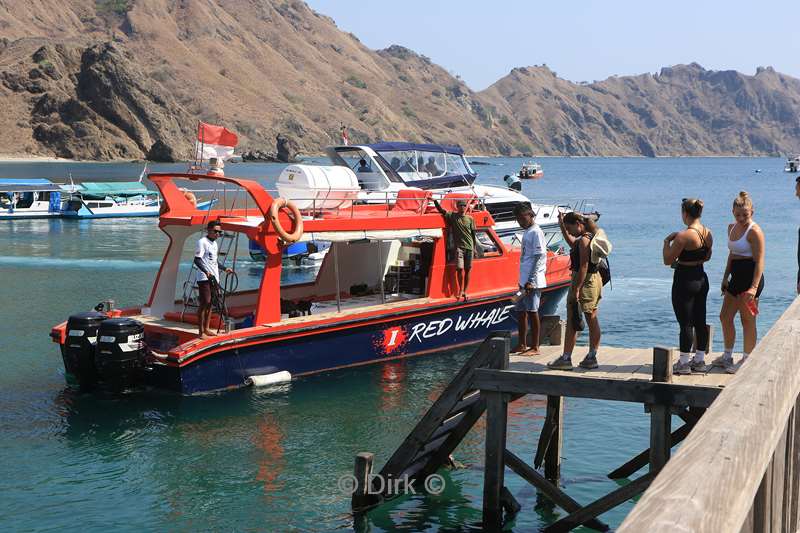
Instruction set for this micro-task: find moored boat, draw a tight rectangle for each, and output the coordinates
[50,171,572,395]
[0,179,71,219]
[785,155,800,173]
[61,181,215,218]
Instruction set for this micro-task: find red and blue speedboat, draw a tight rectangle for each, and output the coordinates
[50,172,571,394]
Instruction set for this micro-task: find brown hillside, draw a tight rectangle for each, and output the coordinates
[0,0,798,159]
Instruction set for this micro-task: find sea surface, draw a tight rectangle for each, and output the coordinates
[1,157,798,532]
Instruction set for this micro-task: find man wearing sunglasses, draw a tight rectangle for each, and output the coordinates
[194,220,232,338]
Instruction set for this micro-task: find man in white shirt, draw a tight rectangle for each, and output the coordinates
[194,220,232,338]
[512,205,547,355]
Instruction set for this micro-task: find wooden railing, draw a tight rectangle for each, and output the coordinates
[619,297,800,532]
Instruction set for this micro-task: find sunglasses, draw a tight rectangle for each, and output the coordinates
[210,229,223,234]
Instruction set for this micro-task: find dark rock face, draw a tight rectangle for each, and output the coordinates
[147,140,178,162]
[5,41,192,160]
[276,134,300,163]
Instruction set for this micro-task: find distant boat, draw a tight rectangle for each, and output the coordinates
[0,179,74,219]
[517,161,544,179]
[61,181,215,218]
[754,169,762,173]
[785,155,800,173]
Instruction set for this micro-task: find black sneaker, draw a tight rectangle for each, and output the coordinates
[578,355,598,369]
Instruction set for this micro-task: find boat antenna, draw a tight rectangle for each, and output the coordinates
[138,162,148,183]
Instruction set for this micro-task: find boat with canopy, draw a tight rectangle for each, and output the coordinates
[50,170,572,394]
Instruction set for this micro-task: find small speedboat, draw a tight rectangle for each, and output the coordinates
[517,161,543,179]
[785,156,800,173]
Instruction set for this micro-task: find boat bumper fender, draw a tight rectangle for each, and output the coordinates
[246,371,292,387]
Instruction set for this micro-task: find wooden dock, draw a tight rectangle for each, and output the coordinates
[349,312,766,531]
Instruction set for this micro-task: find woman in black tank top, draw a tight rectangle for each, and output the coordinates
[662,198,713,374]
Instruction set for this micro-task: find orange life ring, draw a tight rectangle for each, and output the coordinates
[269,197,303,243]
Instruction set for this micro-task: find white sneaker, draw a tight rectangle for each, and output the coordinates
[711,355,735,374]
[673,360,692,375]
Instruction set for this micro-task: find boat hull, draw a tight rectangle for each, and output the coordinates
[149,287,567,394]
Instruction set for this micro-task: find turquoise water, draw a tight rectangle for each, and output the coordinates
[1,157,797,531]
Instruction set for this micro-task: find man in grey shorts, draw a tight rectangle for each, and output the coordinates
[512,204,547,354]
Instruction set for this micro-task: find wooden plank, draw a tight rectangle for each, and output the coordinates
[482,391,508,529]
[791,398,800,530]
[619,298,800,533]
[504,449,609,532]
[783,407,796,530]
[752,459,772,533]
[544,396,564,484]
[429,411,467,441]
[770,423,788,532]
[544,473,654,533]
[474,369,721,408]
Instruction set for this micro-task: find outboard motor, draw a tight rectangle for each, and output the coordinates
[63,311,108,390]
[95,318,146,391]
[504,174,522,191]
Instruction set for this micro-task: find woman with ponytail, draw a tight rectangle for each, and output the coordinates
[663,198,713,374]
[548,211,603,370]
[715,191,765,373]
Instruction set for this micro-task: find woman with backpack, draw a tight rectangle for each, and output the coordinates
[548,212,608,370]
[662,198,713,375]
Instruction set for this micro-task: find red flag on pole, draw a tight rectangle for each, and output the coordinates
[196,122,239,160]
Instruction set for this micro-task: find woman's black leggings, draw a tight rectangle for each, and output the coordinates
[671,265,709,353]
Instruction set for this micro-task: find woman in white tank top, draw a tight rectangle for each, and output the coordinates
[713,191,765,373]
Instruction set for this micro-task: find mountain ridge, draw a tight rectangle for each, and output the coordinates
[0,0,798,160]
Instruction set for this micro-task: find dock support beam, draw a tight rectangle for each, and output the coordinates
[649,347,673,473]
[483,391,509,530]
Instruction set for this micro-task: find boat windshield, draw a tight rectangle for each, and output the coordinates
[375,149,472,184]
[330,147,402,188]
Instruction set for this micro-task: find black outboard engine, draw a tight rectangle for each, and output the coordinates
[95,318,146,391]
[64,311,108,390]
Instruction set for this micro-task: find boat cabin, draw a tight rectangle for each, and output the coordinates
[0,179,66,219]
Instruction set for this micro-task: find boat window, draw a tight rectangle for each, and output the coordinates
[445,153,469,176]
[378,150,447,181]
[331,147,396,188]
[474,230,501,258]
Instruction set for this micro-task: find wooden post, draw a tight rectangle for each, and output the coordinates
[544,396,564,484]
[539,315,563,346]
[483,390,509,530]
[352,452,377,512]
[649,347,673,473]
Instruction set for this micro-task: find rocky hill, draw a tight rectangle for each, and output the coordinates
[0,0,798,160]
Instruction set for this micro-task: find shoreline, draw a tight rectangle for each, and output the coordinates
[0,154,787,164]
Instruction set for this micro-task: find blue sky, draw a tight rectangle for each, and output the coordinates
[305,0,800,90]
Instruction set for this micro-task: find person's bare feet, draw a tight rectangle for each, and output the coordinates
[199,333,210,340]
[204,330,218,337]
[511,344,529,354]
[524,348,541,356]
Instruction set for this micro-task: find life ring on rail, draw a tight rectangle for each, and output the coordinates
[269,197,303,243]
